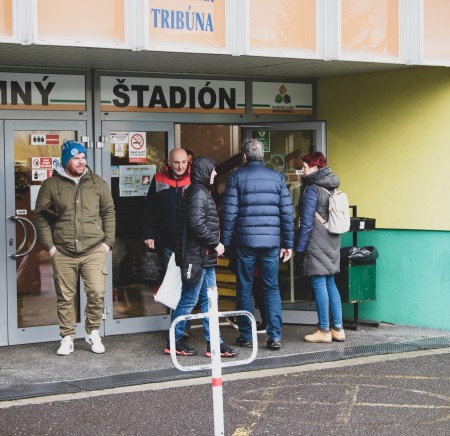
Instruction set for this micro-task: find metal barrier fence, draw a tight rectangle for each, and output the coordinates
[169,286,257,436]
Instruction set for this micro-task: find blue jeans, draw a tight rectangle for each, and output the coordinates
[163,246,193,331]
[171,267,219,343]
[310,275,343,331]
[235,247,282,342]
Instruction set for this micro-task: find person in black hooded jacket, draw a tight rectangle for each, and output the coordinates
[164,156,238,358]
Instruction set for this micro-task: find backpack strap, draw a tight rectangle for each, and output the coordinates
[315,211,327,225]
[314,186,332,225]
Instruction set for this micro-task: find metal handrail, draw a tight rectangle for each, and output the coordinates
[169,310,258,372]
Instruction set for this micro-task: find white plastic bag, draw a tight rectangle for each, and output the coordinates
[154,253,182,309]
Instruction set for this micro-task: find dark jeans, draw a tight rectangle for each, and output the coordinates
[235,246,282,342]
[252,275,267,325]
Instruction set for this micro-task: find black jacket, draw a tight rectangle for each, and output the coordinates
[175,157,220,269]
[143,165,190,250]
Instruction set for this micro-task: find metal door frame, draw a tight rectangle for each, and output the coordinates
[242,121,327,325]
[101,120,175,335]
[0,119,7,345]
[5,119,88,345]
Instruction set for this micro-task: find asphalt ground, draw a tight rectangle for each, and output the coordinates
[1,323,449,392]
[0,348,449,436]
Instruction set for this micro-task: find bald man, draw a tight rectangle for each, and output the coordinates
[143,148,191,266]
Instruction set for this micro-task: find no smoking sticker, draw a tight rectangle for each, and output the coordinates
[128,132,146,163]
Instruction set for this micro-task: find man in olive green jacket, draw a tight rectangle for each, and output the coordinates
[35,140,115,356]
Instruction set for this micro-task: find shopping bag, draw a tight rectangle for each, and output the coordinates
[154,253,182,309]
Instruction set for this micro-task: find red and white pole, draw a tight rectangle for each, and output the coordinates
[207,286,225,436]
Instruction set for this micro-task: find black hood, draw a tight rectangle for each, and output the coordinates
[190,156,216,189]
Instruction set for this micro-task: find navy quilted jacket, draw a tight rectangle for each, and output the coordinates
[221,161,294,248]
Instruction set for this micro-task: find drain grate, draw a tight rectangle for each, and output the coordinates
[1,335,449,402]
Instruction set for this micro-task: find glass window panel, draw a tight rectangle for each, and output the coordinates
[264,129,316,306]
[0,0,13,38]
[15,130,78,328]
[179,124,233,198]
[341,0,399,58]
[423,0,450,60]
[249,0,316,53]
[110,131,168,319]
[37,0,125,43]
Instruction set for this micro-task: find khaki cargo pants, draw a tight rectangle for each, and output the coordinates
[50,245,108,338]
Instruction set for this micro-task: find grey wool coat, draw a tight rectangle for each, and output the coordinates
[295,167,341,276]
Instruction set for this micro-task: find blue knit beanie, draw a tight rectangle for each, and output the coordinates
[61,140,87,167]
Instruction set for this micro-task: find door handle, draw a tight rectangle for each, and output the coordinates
[9,216,37,259]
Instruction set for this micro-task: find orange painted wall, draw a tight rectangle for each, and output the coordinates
[37,0,125,43]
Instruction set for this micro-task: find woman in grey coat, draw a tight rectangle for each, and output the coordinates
[294,152,345,343]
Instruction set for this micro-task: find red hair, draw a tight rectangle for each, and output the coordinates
[301,152,327,169]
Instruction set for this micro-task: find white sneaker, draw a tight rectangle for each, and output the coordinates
[85,330,105,354]
[57,336,74,356]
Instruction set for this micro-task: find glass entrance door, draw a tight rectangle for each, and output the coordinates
[4,120,88,344]
[101,121,174,335]
[242,122,327,325]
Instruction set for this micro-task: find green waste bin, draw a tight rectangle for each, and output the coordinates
[335,246,378,303]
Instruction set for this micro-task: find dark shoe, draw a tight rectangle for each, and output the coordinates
[235,336,253,348]
[256,322,266,334]
[267,339,281,350]
[205,342,239,358]
[164,340,197,356]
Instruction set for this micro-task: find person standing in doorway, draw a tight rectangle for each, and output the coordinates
[35,140,115,355]
[167,156,238,358]
[221,138,294,350]
[143,148,192,336]
[143,148,190,268]
[294,151,345,343]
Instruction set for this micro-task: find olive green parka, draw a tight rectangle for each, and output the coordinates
[35,165,115,257]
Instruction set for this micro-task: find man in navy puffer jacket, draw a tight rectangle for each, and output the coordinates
[221,138,294,350]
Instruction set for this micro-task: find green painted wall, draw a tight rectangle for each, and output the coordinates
[318,67,450,330]
[340,230,450,330]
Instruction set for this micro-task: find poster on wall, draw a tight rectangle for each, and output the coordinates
[110,131,129,143]
[253,131,270,152]
[119,165,155,197]
[128,132,147,163]
[264,154,286,173]
[270,154,285,173]
[31,156,60,181]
